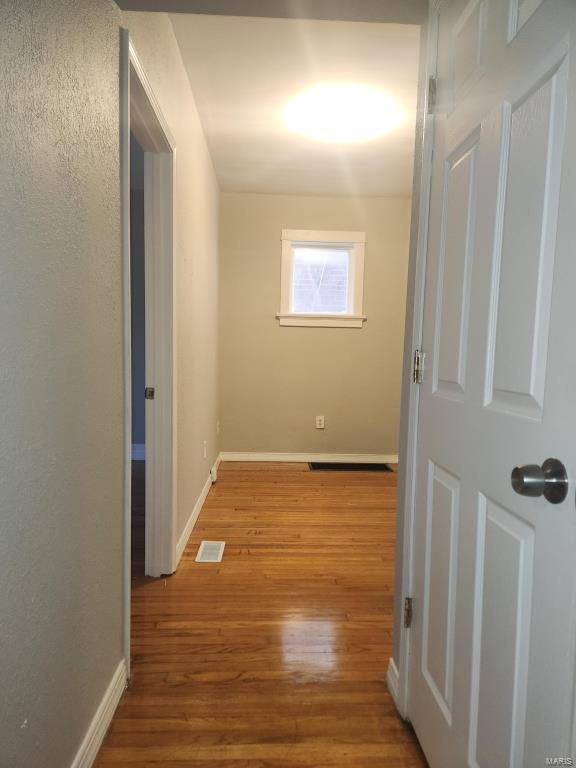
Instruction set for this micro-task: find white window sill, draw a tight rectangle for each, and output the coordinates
[276,313,367,328]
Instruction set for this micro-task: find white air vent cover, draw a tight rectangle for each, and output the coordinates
[195,540,225,563]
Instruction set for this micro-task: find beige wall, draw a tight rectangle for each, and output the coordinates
[0,5,219,767]
[125,12,220,538]
[220,193,411,455]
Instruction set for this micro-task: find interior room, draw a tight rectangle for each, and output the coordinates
[123,11,418,601]
[4,1,576,767]
[118,10,422,764]
[199,14,418,459]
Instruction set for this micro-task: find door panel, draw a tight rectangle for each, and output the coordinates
[434,132,478,398]
[408,2,576,767]
[510,0,544,39]
[470,497,534,768]
[489,57,568,416]
[422,463,460,724]
[452,0,486,99]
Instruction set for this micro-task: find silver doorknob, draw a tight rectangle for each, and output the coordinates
[511,458,568,504]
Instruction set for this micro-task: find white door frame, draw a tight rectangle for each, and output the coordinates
[120,29,177,674]
[389,2,441,718]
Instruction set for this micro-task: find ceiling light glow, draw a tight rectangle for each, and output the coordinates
[284,83,404,144]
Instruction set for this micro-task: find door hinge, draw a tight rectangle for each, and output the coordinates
[428,76,437,114]
[404,597,414,629]
[413,349,426,384]
[144,387,155,400]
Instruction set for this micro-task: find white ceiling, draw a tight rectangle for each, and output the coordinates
[171,15,420,196]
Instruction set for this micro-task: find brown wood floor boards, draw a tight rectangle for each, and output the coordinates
[95,461,427,767]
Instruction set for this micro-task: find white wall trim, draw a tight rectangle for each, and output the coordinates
[120,28,177,676]
[279,230,366,327]
[128,39,176,580]
[210,453,222,483]
[386,657,401,709]
[129,41,175,152]
[174,456,220,566]
[276,313,367,328]
[395,2,440,721]
[120,26,132,681]
[69,660,127,768]
[131,443,145,460]
[175,475,210,565]
[219,452,398,464]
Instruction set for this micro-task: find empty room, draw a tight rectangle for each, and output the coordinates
[102,6,424,766]
[4,2,576,768]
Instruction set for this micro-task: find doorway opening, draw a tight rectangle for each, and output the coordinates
[103,10,430,767]
[120,31,177,674]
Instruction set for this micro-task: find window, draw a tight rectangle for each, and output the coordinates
[277,229,366,328]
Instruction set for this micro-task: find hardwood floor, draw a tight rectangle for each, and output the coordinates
[95,461,428,767]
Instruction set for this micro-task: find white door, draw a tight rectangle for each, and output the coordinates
[408,1,576,766]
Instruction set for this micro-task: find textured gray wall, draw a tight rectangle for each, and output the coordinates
[0,1,124,767]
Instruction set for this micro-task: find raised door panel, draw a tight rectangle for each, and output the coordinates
[434,131,479,398]
[486,55,568,418]
[422,463,460,725]
[452,0,486,98]
[508,0,545,40]
[469,497,534,768]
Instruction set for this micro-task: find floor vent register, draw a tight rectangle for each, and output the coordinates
[195,540,226,563]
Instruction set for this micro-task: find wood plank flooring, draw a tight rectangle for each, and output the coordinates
[95,461,428,767]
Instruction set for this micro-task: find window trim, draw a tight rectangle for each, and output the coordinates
[277,229,367,328]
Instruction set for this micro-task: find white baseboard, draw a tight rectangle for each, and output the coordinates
[386,657,400,709]
[131,443,145,461]
[70,659,127,768]
[219,451,399,464]
[175,457,220,566]
[210,453,222,483]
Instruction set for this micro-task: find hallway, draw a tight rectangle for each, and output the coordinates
[95,462,426,766]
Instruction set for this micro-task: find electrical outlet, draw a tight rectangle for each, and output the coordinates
[315,415,325,429]
[203,440,207,459]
